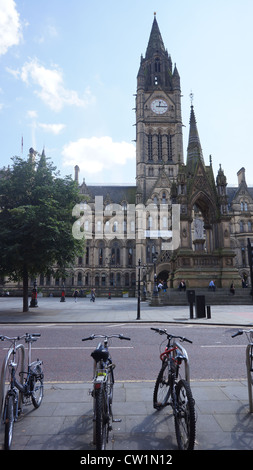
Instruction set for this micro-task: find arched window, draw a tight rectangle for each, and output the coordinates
[128,247,133,265]
[167,134,172,161]
[116,273,121,287]
[157,133,162,160]
[98,246,103,266]
[148,133,153,160]
[111,243,120,265]
[77,272,82,286]
[155,58,160,72]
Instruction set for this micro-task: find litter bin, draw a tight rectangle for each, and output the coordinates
[187,290,195,304]
[196,295,206,318]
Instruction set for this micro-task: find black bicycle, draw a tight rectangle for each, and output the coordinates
[151,327,196,450]
[82,333,130,450]
[0,333,44,450]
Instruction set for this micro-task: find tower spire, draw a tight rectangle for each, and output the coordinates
[186,103,205,169]
[145,13,166,59]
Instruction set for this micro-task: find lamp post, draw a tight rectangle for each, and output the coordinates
[136,259,141,320]
[153,253,158,297]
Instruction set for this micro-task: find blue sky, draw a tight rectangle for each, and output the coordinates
[1,0,253,186]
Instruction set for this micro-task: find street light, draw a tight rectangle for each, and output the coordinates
[136,259,141,320]
[153,253,159,297]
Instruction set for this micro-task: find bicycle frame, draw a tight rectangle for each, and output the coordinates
[152,328,191,382]
[232,329,253,413]
[82,333,130,449]
[160,341,190,383]
[0,334,43,419]
[0,343,25,421]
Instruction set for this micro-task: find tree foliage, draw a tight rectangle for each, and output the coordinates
[0,151,84,311]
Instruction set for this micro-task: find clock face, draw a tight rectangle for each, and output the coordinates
[151,99,168,114]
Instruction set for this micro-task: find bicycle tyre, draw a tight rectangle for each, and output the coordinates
[95,386,108,450]
[4,394,15,450]
[31,375,44,408]
[153,361,171,409]
[249,345,253,385]
[174,379,196,450]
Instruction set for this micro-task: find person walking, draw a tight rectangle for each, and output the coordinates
[73,289,79,302]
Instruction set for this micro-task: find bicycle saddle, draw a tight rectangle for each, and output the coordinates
[91,346,109,363]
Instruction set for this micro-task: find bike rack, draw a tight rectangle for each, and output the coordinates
[0,344,25,420]
[174,341,190,383]
[246,343,253,413]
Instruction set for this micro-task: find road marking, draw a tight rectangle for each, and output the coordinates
[201,345,244,348]
[2,346,134,351]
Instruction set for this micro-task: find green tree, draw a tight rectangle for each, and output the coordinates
[0,150,84,312]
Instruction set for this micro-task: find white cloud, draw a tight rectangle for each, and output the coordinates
[26,110,38,119]
[62,136,135,174]
[0,0,22,56]
[19,58,95,111]
[38,123,66,135]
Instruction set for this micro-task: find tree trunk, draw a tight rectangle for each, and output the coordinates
[23,265,29,312]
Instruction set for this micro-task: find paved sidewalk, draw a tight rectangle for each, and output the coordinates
[0,297,253,452]
[0,380,252,451]
[0,296,252,326]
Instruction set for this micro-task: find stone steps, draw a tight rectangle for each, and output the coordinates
[158,288,253,305]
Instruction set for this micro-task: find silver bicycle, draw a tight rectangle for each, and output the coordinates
[82,333,130,450]
[0,333,44,450]
[232,329,253,412]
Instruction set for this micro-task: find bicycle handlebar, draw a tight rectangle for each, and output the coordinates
[82,334,131,342]
[151,327,192,344]
[0,333,41,342]
[231,330,244,338]
[231,329,253,338]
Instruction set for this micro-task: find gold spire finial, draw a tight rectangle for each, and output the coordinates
[190,91,194,106]
[154,11,156,16]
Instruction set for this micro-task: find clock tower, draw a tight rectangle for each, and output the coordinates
[135,14,184,204]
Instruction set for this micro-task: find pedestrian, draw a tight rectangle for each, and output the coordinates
[73,289,79,302]
[163,280,168,292]
[90,288,96,302]
[179,280,186,291]
[209,280,216,291]
[230,282,235,295]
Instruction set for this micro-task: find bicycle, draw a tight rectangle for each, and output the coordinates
[0,333,44,450]
[151,327,196,450]
[82,333,131,450]
[232,329,253,413]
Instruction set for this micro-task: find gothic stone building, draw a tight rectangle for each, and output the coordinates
[4,15,253,297]
[68,15,252,297]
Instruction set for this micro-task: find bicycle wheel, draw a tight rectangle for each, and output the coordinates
[174,379,196,450]
[31,375,44,408]
[249,345,253,385]
[153,361,171,409]
[95,386,108,450]
[4,394,15,450]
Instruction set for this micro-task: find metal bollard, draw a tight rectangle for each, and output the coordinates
[206,305,211,319]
